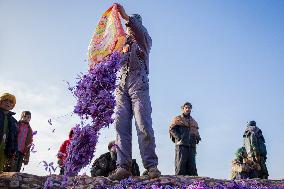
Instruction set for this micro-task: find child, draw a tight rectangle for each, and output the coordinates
[57,128,74,175]
[14,111,33,172]
[0,93,18,173]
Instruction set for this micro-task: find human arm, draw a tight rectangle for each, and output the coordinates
[23,128,33,165]
[169,125,181,142]
[116,3,152,54]
[192,122,201,143]
[115,3,129,21]
[58,141,68,158]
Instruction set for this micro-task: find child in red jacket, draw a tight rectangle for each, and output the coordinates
[57,129,74,175]
[15,111,33,172]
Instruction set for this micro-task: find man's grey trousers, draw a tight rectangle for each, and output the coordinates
[115,69,158,170]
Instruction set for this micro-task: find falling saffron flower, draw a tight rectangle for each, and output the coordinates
[64,52,122,176]
[48,119,52,125]
[40,161,57,175]
[29,143,37,153]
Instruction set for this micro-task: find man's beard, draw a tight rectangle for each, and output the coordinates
[183,112,191,117]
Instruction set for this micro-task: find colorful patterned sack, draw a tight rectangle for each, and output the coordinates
[88,4,126,68]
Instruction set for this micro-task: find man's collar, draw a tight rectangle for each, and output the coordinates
[181,113,191,119]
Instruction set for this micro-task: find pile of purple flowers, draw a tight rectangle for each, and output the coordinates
[44,176,284,189]
[113,178,283,189]
[64,52,122,176]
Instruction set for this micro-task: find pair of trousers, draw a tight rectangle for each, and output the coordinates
[114,70,158,170]
[175,145,197,176]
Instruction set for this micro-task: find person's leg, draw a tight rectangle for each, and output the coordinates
[260,156,269,179]
[3,158,12,172]
[109,89,133,181]
[0,142,7,172]
[59,167,64,175]
[132,89,158,170]
[188,147,198,176]
[115,90,133,169]
[175,145,190,175]
[15,152,24,172]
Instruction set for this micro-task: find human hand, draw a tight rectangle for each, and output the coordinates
[241,164,249,172]
[176,140,182,145]
[114,3,129,21]
[58,159,63,167]
[123,44,130,53]
[196,136,201,144]
[23,157,29,165]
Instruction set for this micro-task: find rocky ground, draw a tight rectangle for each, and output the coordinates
[0,172,284,189]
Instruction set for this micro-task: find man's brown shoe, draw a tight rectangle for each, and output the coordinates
[142,167,161,179]
[108,167,132,181]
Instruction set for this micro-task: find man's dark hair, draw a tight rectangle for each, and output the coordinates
[108,141,116,151]
[181,102,192,109]
[248,120,256,126]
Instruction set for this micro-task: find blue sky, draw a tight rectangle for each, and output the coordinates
[1,0,284,178]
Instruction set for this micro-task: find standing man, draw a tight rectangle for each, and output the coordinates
[243,120,268,179]
[169,102,201,176]
[109,4,160,181]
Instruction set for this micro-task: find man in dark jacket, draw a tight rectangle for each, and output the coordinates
[0,93,18,173]
[169,102,201,176]
[243,121,268,179]
[91,141,140,177]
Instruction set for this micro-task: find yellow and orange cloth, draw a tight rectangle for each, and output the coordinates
[88,4,126,69]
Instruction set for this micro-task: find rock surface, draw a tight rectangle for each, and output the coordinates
[1,172,284,189]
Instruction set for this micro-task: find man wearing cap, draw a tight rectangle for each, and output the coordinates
[243,121,268,178]
[108,4,160,180]
[0,93,18,173]
[169,102,201,175]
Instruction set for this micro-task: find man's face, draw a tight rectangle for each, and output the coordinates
[21,114,31,122]
[0,99,14,111]
[110,145,117,153]
[183,105,191,115]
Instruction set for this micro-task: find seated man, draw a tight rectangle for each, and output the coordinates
[91,141,140,177]
[231,147,261,179]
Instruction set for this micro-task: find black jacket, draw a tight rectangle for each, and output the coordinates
[91,152,140,177]
[170,123,191,146]
[0,108,18,157]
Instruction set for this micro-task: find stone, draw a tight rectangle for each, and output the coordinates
[9,180,20,188]
[1,172,284,188]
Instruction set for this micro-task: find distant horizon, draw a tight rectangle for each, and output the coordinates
[1,0,284,179]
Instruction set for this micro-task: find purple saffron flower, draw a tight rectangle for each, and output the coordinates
[64,52,122,176]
